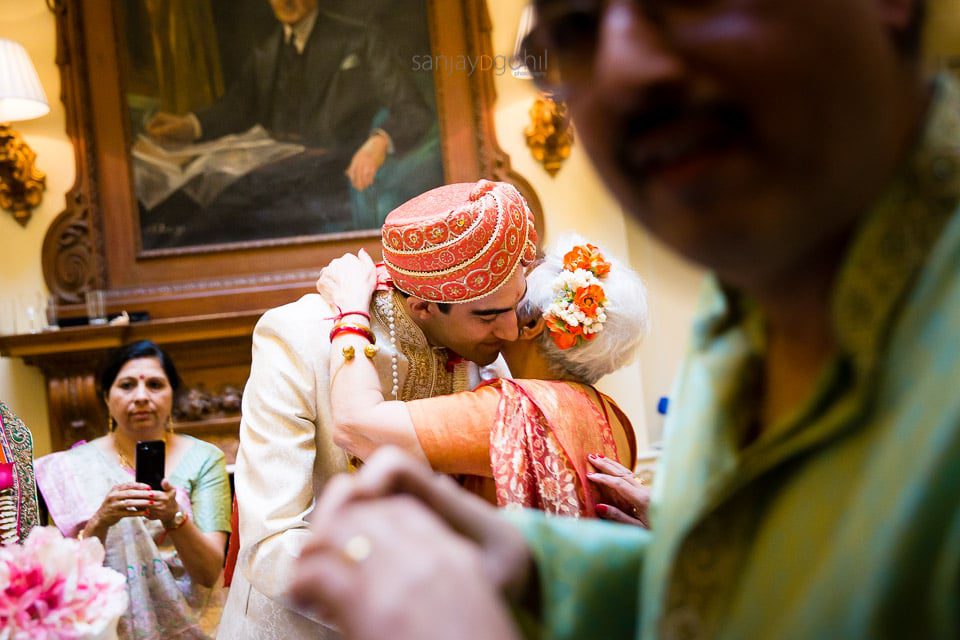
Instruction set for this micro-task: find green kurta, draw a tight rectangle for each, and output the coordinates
[508,75,960,639]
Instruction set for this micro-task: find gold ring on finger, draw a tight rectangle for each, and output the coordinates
[340,534,372,564]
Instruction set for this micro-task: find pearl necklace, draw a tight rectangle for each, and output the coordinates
[386,299,399,399]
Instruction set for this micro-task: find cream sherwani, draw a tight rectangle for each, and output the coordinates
[217,290,505,639]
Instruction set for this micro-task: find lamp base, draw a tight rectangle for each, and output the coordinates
[0,122,46,226]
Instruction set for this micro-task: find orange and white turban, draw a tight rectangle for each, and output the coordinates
[381,180,539,303]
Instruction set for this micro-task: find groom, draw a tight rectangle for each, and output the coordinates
[217,180,538,639]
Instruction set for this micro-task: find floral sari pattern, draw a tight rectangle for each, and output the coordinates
[489,379,624,518]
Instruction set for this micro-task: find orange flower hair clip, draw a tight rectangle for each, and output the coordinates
[543,244,612,350]
[562,243,611,277]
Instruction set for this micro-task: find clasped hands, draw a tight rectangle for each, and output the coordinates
[287,451,653,639]
[289,448,528,640]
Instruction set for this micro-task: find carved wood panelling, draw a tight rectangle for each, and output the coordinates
[0,312,258,462]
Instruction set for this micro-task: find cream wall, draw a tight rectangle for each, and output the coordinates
[0,0,708,456]
[926,0,960,60]
[0,1,71,457]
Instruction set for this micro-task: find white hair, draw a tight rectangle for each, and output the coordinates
[517,234,649,385]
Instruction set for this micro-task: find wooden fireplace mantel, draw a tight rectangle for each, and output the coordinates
[0,311,263,462]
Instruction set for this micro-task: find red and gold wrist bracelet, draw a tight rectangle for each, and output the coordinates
[329,322,376,344]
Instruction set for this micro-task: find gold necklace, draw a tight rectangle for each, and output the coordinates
[114,432,169,469]
[117,447,134,470]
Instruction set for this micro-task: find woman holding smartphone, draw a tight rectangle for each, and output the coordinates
[35,340,231,640]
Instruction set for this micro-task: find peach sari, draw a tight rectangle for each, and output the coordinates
[408,379,635,518]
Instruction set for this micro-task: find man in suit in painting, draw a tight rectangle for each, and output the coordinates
[145,0,434,243]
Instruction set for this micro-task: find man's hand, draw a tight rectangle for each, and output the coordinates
[145,112,197,143]
[307,447,535,602]
[345,133,389,191]
[290,495,520,640]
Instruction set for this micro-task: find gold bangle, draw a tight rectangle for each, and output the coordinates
[342,345,356,360]
[364,344,379,359]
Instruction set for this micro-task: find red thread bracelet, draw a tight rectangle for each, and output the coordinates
[339,310,371,321]
[324,305,372,322]
[329,323,375,344]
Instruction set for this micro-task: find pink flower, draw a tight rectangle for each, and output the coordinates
[0,527,128,638]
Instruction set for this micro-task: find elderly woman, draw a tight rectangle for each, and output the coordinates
[35,340,231,639]
[319,236,647,517]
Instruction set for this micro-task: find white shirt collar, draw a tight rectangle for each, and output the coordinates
[282,9,319,54]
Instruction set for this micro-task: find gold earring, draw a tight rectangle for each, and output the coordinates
[166,415,175,433]
[107,415,116,432]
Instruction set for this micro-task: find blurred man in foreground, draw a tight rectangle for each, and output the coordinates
[292,1,960,638]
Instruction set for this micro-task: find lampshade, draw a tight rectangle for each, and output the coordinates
[0,39,49,122]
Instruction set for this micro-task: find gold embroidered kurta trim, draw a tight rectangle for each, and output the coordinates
[371,290,473,401]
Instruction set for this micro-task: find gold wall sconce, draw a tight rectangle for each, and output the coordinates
[0,38,49,227]
[524,94,573,177]
[513,5,573,177]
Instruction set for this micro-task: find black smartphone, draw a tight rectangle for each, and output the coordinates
[135,440,165,491]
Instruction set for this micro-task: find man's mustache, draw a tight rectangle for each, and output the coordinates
[615,88,752,174]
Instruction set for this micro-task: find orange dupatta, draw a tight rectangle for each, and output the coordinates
[489,379,635,518]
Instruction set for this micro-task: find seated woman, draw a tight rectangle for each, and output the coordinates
[0,401,39,545]
[35,340,231,639]
[320,237,647,517]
